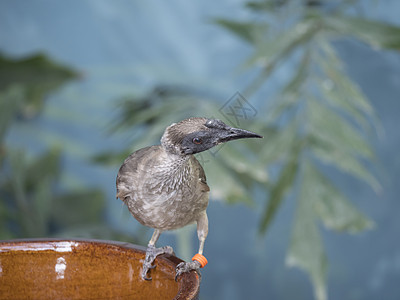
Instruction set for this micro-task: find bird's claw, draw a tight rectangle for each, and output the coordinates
[142,263,157,280]
[175,260,201,281]
[141,245,174,281]
[143,273,153,281]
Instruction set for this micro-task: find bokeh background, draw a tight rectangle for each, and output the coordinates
[1,1,400,299]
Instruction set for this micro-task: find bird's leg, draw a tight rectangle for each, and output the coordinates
[142,229,174,281]
[175,212,209,281]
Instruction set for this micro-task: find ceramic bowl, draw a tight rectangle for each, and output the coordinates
[0,239,199,300]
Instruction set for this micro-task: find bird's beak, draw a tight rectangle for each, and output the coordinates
[217,127,263,143]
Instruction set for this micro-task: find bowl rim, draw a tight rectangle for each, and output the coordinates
[0,238,200,300]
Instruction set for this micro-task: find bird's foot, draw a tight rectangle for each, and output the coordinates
[175,260,201,281]
[142,245,174,281]
[175,254,208,281]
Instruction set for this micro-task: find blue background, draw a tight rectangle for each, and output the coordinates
[1,1,400,299]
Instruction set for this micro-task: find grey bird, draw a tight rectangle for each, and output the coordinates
[116,117,262,280]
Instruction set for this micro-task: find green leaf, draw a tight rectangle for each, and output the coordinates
[246,19,320,66]
[7,149,29,212]
[201,155,253,205]
[214,18,268,44]
[311,143,380,193]
[325,15,400,51]
[308,99,374,159]
[0,86,25,143]
[3,149,62,236]
[317,40,375,118]
[6,149,41,236]
[32,177,53,236]
[218,144,268,184]
[244,18,320,94]
[317,76,370,131]
[312,40,371,130]
[307,164,374,233]
[245,1,277,12]
[0,52,77,88]
[307,100,380,191]
[111,86,203,132]
[282,48,311,95]
[258,122,297,164]
[259,143,300,234]
[112,97,175,131]
[0,52,78,118]
[2,147,107,238]
[261,49,311,123]
[286,161,327,300]
[26,148,61,189]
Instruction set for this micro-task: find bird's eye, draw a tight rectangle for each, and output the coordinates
[192,137,202,144]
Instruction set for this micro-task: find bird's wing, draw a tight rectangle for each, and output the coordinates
[191,156,210,193]
[116,145,161,200]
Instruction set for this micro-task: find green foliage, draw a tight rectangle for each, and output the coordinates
[324,15,400,50]
[0,52,78,119]
[287,163,328,300]
[1,149,105,238]
[0,87,24,144]
[214,19,268,44]
[214,1,397,299]
[0,53,130,241]
[259,138,301,234]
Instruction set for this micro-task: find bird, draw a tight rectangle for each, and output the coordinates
[116,117,262,280]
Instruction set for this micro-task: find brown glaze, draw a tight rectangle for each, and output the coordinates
[0,239,199,300]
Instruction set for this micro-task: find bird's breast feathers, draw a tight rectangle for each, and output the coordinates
[116,146,209,212]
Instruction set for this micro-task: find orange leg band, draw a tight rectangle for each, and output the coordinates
[192,253,208,268]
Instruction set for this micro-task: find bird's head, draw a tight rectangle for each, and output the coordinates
[161,117,263,155]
